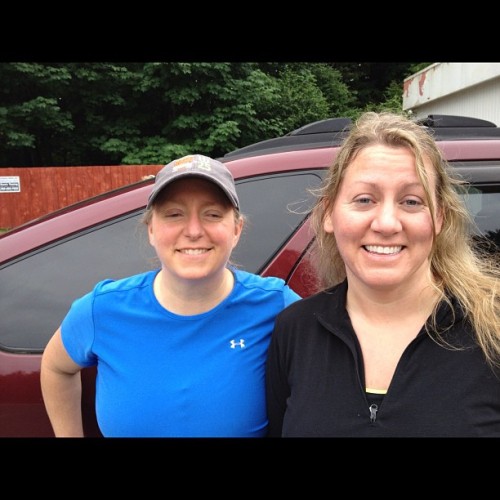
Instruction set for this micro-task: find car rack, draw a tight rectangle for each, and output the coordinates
[223,114,500,160]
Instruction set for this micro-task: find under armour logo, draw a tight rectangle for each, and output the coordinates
[229,339,246,349]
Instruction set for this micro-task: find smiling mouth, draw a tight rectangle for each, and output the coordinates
[364,245,403,255]
[179,248,210,255]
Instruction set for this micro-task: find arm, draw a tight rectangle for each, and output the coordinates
[265,323,289,437]
[40,328,85,437]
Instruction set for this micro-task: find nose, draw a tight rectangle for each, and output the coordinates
[370,203,403,234]
[184,212,204,238]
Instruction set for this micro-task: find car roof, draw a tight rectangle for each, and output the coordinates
[222,114,500,161]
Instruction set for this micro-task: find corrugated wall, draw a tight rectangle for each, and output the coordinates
[402,63,500,125]
[0,165,163,230]
[404,77,500,124]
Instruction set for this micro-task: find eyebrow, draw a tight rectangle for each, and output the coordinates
[351,180,424,187]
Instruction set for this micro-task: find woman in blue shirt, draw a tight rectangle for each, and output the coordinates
[41,154,300,437]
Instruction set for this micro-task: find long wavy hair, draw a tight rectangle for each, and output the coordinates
[309,111,500,367]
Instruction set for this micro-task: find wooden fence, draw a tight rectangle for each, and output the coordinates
[0,165,164,230]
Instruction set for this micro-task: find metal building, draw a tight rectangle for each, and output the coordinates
[402,63,500,125]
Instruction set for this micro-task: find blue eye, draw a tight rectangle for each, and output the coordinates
[404,199,421,207]
[356,197,372,205]
[206,212,223,219]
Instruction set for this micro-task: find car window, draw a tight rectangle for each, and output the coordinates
[461,184,500,252]
[0,171,323,353]
[232,171,324,273]
[0,212,156,352]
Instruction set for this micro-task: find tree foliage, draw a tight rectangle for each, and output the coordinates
[0,62,425,166]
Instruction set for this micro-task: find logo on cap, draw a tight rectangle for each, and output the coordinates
[172,155,212,173]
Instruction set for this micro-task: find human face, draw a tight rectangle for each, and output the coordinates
[148,177,243,284]
[324,144,443,292]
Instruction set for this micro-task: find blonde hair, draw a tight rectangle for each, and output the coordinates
[309,111,500,367]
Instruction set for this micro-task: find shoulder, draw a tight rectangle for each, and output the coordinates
[91,270,158,297]
[277,283,345,318]
[232,269,301,305]
[234,268,290,292]
[67,270,158,320]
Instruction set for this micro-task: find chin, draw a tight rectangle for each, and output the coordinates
[358,272,405,289]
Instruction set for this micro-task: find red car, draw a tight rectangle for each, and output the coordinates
[1,115,500,436]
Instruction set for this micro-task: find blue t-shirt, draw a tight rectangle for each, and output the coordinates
[61,268,301,437]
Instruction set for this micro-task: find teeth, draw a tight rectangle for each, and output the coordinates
[181,249,208,255]
[365,245,402,255]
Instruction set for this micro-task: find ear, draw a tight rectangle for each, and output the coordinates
[323,211,335,234]
[320,197,335,234]
[147,219,155,246]
[434,205,444,235]
[232,217,244,249]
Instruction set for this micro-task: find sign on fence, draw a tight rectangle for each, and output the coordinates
[0,176,21,193]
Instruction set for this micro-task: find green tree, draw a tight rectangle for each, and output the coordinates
[0,63,74,165]
[115,62,285,163]
[266,63,354,131]
[364,62,431,115]
[0,62,422,167]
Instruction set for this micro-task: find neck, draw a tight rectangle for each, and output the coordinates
[153,268,235,315]
[346,279,440,323]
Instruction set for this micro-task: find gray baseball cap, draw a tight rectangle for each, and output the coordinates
[147,154,240,210]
